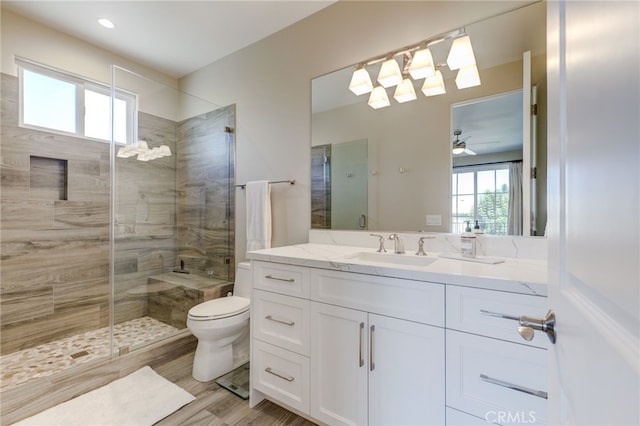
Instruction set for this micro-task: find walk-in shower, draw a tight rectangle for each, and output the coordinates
[0,65,235,390]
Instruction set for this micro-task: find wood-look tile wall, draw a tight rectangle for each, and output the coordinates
[311,144,331,229]
[113,111,179,326]
[1,73,111,354]
[176,106,235,282]
[0,73,235,354]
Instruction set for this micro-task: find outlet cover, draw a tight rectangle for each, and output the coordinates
[426,215,442,226]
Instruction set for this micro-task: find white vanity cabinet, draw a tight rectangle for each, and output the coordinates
[249,255,548,426]
[309,268,445,426]
[310,302,445,426]
[251,262,312,413]
[445,286,549,425]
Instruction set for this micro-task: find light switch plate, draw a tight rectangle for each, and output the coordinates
[426,215,442,226]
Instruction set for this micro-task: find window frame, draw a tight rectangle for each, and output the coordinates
[17,58,137,145]
[451,162,511,235]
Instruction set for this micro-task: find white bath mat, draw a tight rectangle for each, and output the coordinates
[13,366,195,426]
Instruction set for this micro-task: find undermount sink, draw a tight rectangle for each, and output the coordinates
[346,251,438,267]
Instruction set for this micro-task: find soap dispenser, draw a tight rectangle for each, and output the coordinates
[461,221,476,258]
[472,220,484,234]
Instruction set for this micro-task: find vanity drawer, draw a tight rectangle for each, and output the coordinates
[253,289,310,356]
[446,285,549,349]
[252,339,310,414]
[446,407,496,425]
[310,268,444,326]
[446,330,548,425]
[253,261,310,298]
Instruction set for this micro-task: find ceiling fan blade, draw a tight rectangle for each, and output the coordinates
[470,140,500,145]
[464,148,477,155]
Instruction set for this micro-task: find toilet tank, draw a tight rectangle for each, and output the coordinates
[233,261,252,299]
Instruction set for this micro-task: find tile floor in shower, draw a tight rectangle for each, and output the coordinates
[0,316,179,391]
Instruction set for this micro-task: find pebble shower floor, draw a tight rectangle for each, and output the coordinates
[0,317,178,390]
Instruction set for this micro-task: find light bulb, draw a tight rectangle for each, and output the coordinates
[393,78,417,103]
[349,67,373,95]
[447,35,476,70]
[409,48,435,79]
[377,58,402,88]
[455,64,481,89]
[368,86,390,109]
[421,70,446,96]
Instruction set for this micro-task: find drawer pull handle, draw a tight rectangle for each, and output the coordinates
[480,309,520,321]
[265,367,294,382]
[358,322,365,367]
[265,315,295,326]
[479,374,548,399]
[264,274,295,283]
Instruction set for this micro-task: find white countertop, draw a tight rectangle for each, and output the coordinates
[247,243,547,296]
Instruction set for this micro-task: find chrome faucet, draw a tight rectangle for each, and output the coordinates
[388,234,405,254]
[370,234,387,252]
[415,236,435,256]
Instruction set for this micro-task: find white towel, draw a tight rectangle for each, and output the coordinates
[246,180,272,251]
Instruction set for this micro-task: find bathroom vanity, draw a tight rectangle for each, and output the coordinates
[247,235,549,425]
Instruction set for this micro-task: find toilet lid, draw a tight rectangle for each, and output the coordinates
[188,296,250,320]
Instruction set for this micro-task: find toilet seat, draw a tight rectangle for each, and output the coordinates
[188,296,250,321]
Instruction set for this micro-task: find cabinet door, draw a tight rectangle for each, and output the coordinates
[310,302,368,426]
[368,314,445,426]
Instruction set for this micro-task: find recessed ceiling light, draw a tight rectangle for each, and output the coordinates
[98,18,115,29]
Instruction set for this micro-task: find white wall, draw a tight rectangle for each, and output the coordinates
[2,1,535,260]
[0,9,176,87]
[178,1,535,257]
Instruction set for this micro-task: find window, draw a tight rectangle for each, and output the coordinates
[18,60,135,144]
[452,164,510,235]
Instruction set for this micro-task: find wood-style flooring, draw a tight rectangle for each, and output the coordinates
[153,351,316,426]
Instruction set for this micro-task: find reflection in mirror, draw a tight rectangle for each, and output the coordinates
[312,139,368,229]
[311,1,546,235]
[451,90,524,235]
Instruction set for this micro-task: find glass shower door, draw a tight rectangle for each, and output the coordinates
[111,66,235,356]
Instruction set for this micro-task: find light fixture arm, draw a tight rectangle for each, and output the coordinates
[356,28,465,69]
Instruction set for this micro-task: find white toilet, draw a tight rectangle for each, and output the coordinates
[187,262,251,382]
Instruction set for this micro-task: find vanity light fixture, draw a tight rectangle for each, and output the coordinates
[348,27,480,109]
[446,35,476,70]
[408,48,435,79]
[394,76,417,103]
[455,63,481,89]
[421,70,446,96]
[98,18,115,29]
[377,57,403,88]
[368,86,391,109]
[349,66,373,95]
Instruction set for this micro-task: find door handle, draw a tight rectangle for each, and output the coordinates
[369,325,375,371]
[519,310,556,344]
[480,309,556,344]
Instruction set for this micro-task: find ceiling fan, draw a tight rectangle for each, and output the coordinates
[452,130,476,155]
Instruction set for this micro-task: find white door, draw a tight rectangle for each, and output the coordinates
[368,314,445,426]
[547,1,639,425]
[310,302,368,426]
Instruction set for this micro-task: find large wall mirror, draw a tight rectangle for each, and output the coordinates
[311,2,546,236]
